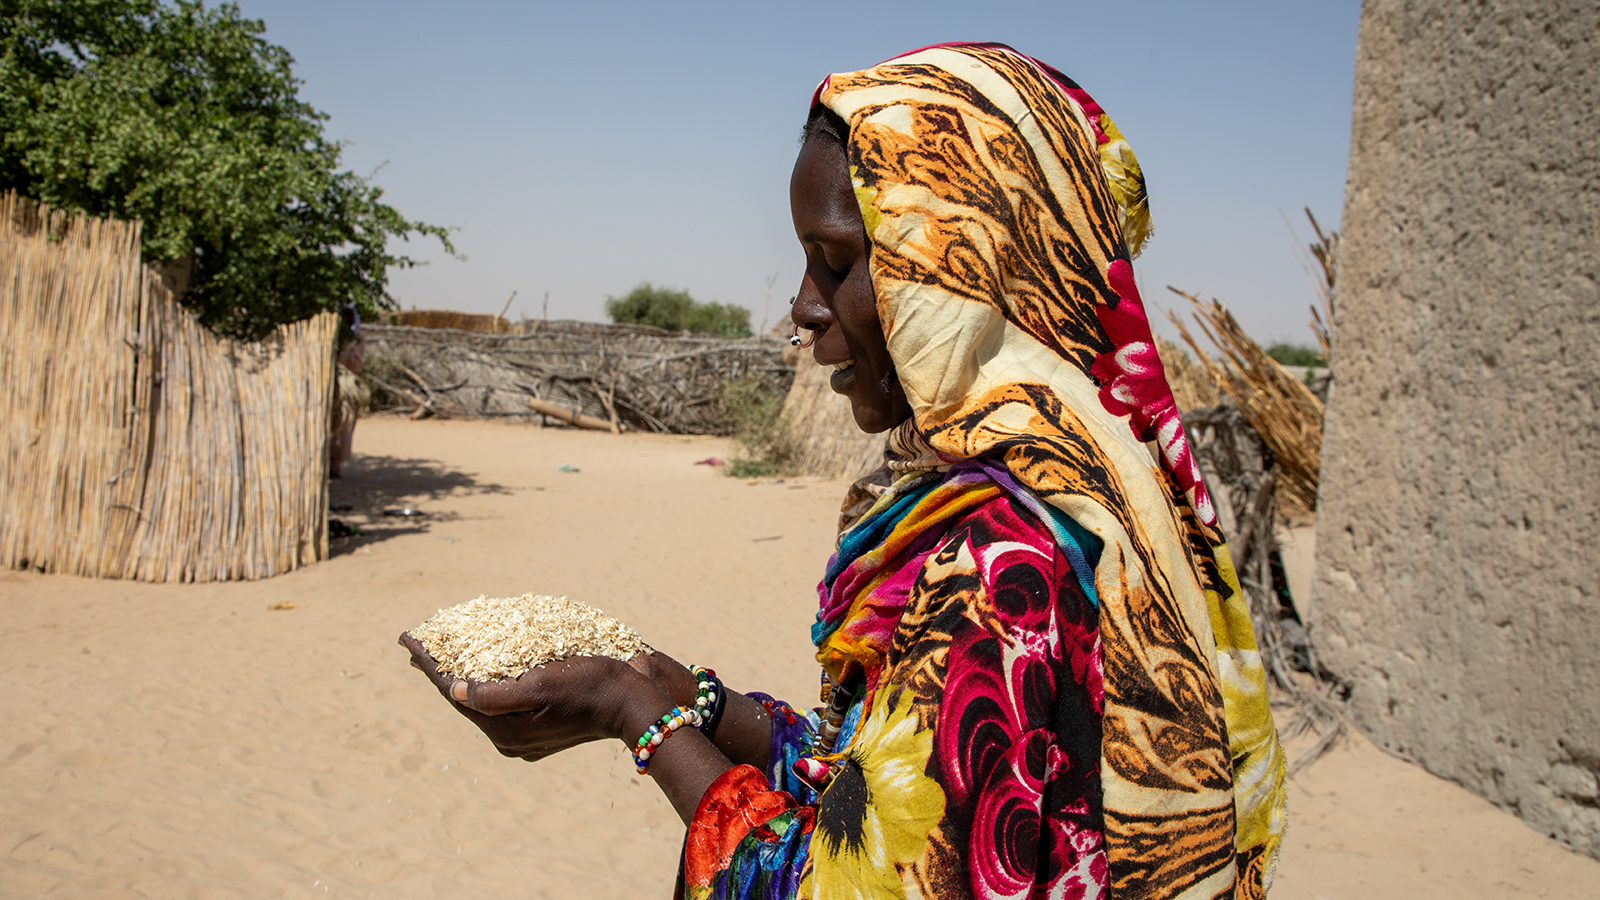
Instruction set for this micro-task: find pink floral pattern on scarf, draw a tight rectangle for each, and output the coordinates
[1089,259,1217,525]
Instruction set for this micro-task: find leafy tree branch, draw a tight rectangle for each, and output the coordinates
[1,0,455,339]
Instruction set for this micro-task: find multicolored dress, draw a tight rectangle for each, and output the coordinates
[681,43,1286,900]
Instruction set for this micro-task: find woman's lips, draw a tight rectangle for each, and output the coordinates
[828,359,858,393]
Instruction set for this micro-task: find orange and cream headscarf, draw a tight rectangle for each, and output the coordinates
[816,43,1287,899]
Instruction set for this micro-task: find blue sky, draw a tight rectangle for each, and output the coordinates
[236,1,1361,346]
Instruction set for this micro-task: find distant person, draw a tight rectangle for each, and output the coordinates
[404,43,1287,899]
[329,303,369,479]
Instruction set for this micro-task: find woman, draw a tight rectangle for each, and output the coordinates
[330,303,369,479]
[402,42,1285,899]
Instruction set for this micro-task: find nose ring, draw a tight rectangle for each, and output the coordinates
[789,324,816,349]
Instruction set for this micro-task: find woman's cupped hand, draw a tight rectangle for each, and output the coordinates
[399,632,672,762]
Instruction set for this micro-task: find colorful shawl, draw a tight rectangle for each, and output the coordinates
[685,464,1107,899]
[683,42,1286,900]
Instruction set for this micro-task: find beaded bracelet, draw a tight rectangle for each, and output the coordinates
[633,667,721,774]
[692,665,726,737]
[632,704,701,773]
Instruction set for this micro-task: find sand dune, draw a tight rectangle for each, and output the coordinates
[3,417,1594,898]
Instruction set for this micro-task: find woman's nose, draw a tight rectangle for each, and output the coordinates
[790,278,832,332]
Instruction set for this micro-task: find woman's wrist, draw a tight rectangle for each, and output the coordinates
[631,650,699,708]
[626,649,774,772]
[618,694,678,752]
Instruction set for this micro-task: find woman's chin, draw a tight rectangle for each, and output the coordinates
[851,407,898,434]
[830,364,910,434]
[849,397,911,435]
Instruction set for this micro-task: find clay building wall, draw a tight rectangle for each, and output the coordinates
[1313,0,1600,859]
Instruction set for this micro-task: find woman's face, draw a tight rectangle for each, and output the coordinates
[789,135,913,434]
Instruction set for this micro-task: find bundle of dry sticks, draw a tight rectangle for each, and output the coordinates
[1166,291,1325,515]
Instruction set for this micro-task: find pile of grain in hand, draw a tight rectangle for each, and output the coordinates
[409,593,647,682]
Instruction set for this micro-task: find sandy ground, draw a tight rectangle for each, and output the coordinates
[3,416,1595,899]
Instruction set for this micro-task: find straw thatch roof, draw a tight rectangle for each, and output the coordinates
[776,345,885,480]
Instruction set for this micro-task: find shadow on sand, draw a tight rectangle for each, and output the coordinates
[326,454,510,556]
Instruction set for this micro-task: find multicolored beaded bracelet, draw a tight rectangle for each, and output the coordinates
[633,666,722,774]
[691,665,726,737]
[632,704,701,773]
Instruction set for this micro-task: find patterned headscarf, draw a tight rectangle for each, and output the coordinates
[815,43,1286,899]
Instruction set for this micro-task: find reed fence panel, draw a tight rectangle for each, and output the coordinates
[1,192,337,582]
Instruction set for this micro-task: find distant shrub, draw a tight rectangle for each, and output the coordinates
[605,283,693,330]
[606,283,752,338]
[721,378,794,477]
[1265,342,1326,367]
[686,302,753,339]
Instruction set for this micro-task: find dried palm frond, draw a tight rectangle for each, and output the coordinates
[1165,290,1324,514]
[1153,335,1220,412]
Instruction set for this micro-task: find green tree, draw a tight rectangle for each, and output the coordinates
[685,301,751,339]
[605,282,694,330]
[0,0,453,339]
[605,282,751,338]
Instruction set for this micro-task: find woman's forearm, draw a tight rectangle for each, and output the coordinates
[633,650,774,773]
[617,697,734,824]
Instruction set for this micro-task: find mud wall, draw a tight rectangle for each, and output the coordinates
[1313,0,1600,858]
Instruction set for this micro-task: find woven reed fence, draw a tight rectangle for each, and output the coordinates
[0,193,338,582]
[363,322,792,435]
